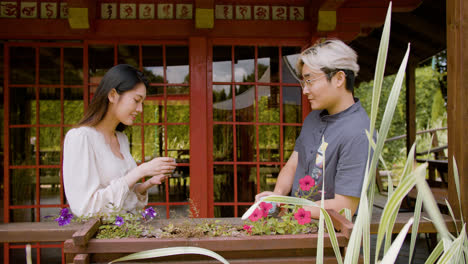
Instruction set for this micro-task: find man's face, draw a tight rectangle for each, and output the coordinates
[301,64,340,112]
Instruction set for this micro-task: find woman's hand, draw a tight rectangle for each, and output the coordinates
[147,174,170,185]
[126,157,177,190]
[140,157,177,177]
[135,174,171,194]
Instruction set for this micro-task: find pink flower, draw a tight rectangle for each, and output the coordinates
[243,224,253,234]
[248,208,263,222]
[259,202,273,217]
[294,208,312,225]
[299,175,315,191]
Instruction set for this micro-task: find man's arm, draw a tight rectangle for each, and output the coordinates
[303,194,359,219]
[255,151,360,219]
[255,151,298,202]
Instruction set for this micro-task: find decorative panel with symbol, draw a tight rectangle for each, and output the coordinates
[120,3,136,19]
[289,6,304,21]
[139,3,154,19]
[20,2,37,18]
[215,5,232,19]
[176,4,192,19]
[235,5,250,20]
[60,2,68,18]
[41,2,57,19]
[272,6,286,21]
[101,3,116,19]
[254,6,269,20]
[158,3,173,19]
[0,1,18,18]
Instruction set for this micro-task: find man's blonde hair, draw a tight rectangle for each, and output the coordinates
[296,39,359,92]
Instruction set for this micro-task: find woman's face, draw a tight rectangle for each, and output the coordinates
[112,83,146,126]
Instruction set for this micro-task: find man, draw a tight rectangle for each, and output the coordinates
[255,39,370,218]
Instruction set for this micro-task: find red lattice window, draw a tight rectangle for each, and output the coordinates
[210,44,304,217]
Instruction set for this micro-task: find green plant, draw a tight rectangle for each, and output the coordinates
[243,3,467,264]
[243,202,318,235]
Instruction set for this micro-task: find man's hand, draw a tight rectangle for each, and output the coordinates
[255,191,276,203]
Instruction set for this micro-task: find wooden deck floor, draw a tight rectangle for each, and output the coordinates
[370,206,433,263]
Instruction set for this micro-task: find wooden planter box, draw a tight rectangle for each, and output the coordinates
[64,209,353,264]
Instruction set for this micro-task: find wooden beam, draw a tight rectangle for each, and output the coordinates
[319,0,345,11]
[0,222,81,243]
[0,19,311,40]
[447,0,468,224]
[195,0,214,9]
[406,63,417,156]
[341,0,422,12]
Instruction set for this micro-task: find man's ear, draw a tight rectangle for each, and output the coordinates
[108,88,119,104]
[334,71,346,89]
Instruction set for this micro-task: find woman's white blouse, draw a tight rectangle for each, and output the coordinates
[63,126,148,217]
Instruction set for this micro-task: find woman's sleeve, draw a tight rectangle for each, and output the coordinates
[124,183,148,211]
[63,129,131,217]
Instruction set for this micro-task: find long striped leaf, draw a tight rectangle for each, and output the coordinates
[368,2,391,146]
[380,217,414,264]
[317,140,327,264]
[424,239,445,264]
[435,225,466,264]
[108,246,230,264]
[367,44,410,195]
[413,168,452,243]
[320,208,343,264]
[374,164,426,263]
[409,191,424,263]
[361,194,371,264]
[344,211,363,264]
[445,199,460,235]
[452,157,464,223]
[384,207,399,253]
[339,208,352,222]
[241,195,318,220]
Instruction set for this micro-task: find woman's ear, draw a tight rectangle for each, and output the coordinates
[108,88,119,104]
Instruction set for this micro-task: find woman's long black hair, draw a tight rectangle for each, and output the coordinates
[77,64,149,131]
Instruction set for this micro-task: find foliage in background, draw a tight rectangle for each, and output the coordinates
[355,65,447,167]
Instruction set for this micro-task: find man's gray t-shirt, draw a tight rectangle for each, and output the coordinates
[291,99,371,201]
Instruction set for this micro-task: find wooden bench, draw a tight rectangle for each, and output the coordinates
[370,211,460,234]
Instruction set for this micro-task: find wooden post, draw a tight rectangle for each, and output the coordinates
[446,0,468,224]
[405,63,417,157]
[73,254,89,264]
[189,37,209,217]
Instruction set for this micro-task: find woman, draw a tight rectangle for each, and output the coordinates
[63,64,176,217]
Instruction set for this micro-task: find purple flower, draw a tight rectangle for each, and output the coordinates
[142,207,157,220]
[115,216,124,227]
[55,208,74,226]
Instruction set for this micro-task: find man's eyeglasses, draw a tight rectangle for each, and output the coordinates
[299,75,326,90]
